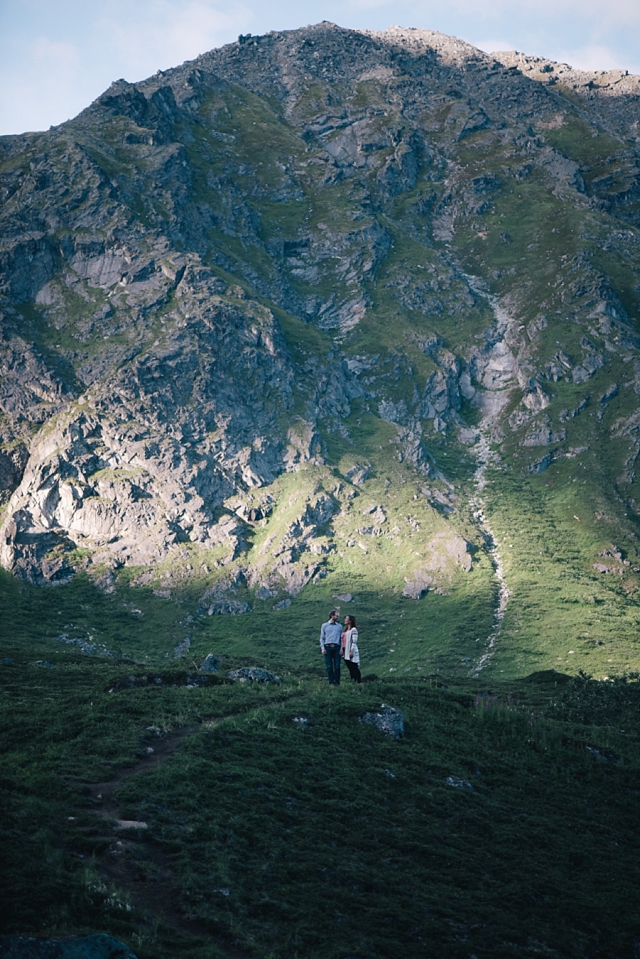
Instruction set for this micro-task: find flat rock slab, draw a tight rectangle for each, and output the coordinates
[227,666,281,684]
[360,704,404,739]
[0,935,138,959]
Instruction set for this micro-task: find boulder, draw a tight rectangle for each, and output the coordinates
[362,504,386,524]
[402,573,435,599]
[0,935,138,959]
[359,704,404,739]
[199,653,219,672]
[227,666,281,684]
[445,776,473,790]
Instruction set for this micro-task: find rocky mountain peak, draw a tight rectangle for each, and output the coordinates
[0,23,639,675]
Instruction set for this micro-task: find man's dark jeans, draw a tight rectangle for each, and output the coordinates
[324,644,341,685]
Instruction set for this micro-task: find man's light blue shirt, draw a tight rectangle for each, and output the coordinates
[320,620,343,651]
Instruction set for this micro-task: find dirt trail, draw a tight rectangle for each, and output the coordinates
[78,694,303,957]
[83,724,229,950]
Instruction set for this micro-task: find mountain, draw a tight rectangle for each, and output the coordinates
[3,23,640,959]
[1,22,640,680]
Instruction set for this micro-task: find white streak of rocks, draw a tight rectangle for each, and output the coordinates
[469,432,510,676]
[462,275,514,676]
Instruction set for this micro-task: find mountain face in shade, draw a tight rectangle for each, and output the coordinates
[1,22,640,676]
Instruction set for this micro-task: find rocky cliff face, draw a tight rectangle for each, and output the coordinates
[1,23,639,653]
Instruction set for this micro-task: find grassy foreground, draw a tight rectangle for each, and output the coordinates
[2,625,640,959]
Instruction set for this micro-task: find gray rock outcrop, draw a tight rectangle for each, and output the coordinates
[360,705,404,739]
[227,667,281,684]
[199,653,220,672]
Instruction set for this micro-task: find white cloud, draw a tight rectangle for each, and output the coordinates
[94,0,254,80]
[365,0,640,25]
[472,38,518,53]
[31,36,81,72]
[557,43,640,74]
[349,0,398,9]
[0,36,84,133]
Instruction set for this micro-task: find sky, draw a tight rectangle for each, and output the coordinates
[0,0,639,136]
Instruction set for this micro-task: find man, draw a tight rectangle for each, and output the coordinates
[320,609,343,686]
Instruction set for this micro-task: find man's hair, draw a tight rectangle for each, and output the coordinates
[329,609,338,618]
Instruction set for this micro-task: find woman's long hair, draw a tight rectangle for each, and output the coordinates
[346,614,357,629]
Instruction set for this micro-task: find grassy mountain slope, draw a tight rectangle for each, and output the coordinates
[2,634,640,959]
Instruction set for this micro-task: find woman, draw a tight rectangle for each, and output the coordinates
[342,614,361,684]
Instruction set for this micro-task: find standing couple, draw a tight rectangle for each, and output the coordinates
[320,609,361,686]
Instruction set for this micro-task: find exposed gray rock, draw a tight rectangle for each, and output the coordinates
[445,776,473,790]
[199,653,219,672]
[572,353,606,383]
[600,384,619,403]
[110,671,224,691]
[274,559,319,596]
[273,597,292,609]
[0,935,138,959]
[403,571,435,599]
[227,666,281,684]
[255,585,276,600]
[420,531,473,574]
[172,635,191,658]
[521,422,566,447]
[360,704,404,739]
[522,383,550,411]
[0,445,28,493]
[54,633,114,657]
[528,453,552,473]
[474,339,516,391]
[206,601,250,615]
[344,464,370,486]
[362,504,386,524]
[252,491,335,594]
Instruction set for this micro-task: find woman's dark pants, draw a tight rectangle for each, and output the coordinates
[345,660,361,684]
[324,645,341,685]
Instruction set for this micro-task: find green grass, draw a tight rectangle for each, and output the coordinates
[2,638,640,958]
[541,113,624,168]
